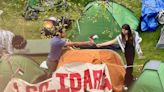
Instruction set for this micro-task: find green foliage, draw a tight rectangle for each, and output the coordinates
[69,0,95,6]
[113,0,141,17]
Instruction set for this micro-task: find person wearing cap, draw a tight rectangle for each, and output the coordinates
[0,30,27,57]
[46,28,94,78]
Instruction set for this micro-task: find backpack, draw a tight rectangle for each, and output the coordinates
[23,8,39,20]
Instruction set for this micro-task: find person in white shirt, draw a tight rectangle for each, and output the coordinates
[97,24,144,89]
[0,30,27,57]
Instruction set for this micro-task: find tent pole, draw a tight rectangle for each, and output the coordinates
[76,20,81,33]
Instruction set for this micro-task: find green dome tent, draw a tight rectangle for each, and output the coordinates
[130,60,164,92]
[70,1,139,43]
[0,55,45,91]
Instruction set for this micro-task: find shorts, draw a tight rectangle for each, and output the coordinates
[47,58,59,72]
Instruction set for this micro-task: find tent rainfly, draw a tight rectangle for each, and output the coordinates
[0,55,45,91]
[70,1,139,43]
[131,60,164,92]
[156,26,164,48]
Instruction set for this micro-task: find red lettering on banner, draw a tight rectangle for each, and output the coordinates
[13,82,19,92]
[56,73,69,92]
[100,83,105,90]
[47,90,56,92]
[7,68,112,92]
[84,69,93,90]
[26,85,37,92]
[70,73,81,92]
[104,77,112,90]
[93,70,102,89]
[100,72,112,90]
[39,81,49,92]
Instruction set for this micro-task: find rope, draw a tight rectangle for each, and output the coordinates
[124,64,143,68]
[102,61,144,68]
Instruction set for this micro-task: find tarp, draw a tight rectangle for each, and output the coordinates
[70,1,139,43]
[57,49,125,92]
[4,63,112,92]
[141,0,164,31]
[14,39,50,55]
[131,60,164,92]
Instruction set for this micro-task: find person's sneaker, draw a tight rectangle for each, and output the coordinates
[133,77,138,81]
[123,86,128,91]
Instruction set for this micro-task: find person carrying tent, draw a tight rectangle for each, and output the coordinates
[96,24,144,90]
[44,27,94,79]
[41,16,73,38]
[41,17,60,38]
[0,30,27,58]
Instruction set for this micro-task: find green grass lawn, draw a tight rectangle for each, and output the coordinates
[0,0,164,78]
[133,29,163,77]
[0,0,164,91]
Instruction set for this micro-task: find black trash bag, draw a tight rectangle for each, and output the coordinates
[24,10,39,20]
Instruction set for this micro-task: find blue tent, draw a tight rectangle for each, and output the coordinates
[141,0,164,31]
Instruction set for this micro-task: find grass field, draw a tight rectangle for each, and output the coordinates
[0,0,164,78]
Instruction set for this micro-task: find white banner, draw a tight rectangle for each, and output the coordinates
[4,63,112,92]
